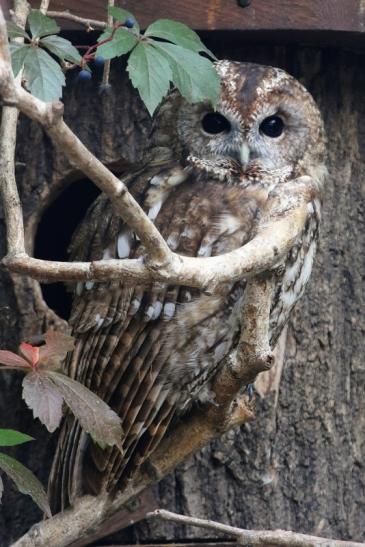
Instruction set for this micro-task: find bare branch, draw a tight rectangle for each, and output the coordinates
[10,274,279,546]
[147,509,365,547]
[0,0,29,256]
[0,4,314,291]
[39,0,50,14]
[46,10,107,30]
[3,205,308,291]
[0,8,171,264]
[101,0,114,86]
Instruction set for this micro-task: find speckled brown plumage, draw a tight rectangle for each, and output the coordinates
[48,61,327,513]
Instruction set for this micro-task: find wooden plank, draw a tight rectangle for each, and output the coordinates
[100,544,236,547]
[24,0,365,33]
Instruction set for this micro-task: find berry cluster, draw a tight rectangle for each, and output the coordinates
[77,17,135,82]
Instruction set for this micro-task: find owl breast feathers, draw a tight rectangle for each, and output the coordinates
[49,61,327,512]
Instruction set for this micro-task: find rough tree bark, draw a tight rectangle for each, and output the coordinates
[0,38,364,546]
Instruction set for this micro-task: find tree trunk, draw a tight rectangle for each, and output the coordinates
[0,40,364,546]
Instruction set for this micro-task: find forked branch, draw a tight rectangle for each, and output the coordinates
[0,5,311,290]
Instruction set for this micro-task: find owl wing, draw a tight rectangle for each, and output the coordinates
[48,163,261,513]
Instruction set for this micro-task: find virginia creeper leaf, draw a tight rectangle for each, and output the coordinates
[22,372,64,433]
[9,43,30,78]
[38,330,74,368]
[0,429,34,447]
[0,453,51,517]
[145,19,216,59]
[27,10,59,39]
[97,27,138,60]
[23,47,65,101]
[20,342,39,367]
[47,371,123,451]
[0,349,30,369]
[40,35,82,64]
[152,42,220,107]
[108,6,140,33]
[97,26,115,43]
[6,21,30,40]
[127,42,172,116]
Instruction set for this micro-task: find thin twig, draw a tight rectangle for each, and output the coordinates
[39,0,50,15]
[147,510,365,547]
[101,0,113,86]
[47,10,107,30]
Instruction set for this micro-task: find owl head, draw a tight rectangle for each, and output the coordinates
[152,61,327,187]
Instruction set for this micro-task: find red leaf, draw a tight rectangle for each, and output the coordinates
[22,371,64,433]
[19,343,39,368]
[38,330,74,369]
[47,371,124,451]
[0,350,31,369]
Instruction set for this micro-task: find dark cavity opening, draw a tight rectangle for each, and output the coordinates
[34,179,100,320]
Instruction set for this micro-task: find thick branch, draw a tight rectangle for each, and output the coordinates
[147,510,365,547]
[3,207,307,290]
[11,274,279,547]
[0,0,29,255]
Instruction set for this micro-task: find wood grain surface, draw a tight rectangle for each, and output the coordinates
[22,0,365,33]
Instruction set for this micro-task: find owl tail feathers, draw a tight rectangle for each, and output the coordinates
[48,414,89,515]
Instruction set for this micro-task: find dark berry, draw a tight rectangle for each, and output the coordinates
[124,17,135,28]
[78,69,92,81]
[94,56,105,68]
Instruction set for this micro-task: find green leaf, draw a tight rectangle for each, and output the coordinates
[0,453,51,517]
[108,6,139,33]
[152,43,220,107]
[9,43,30,77]
[97,27,113,43]
[127,42,172,116]
[40,35,82,64]
[97,27,138,60]
[23,47,65,102]
[46,371,123,451]
[0,429,34,447]
[6,21,30,40]
[145,19,216,59]
[27,10,59,39]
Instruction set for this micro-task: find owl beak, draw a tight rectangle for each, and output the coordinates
[239,142,250,166]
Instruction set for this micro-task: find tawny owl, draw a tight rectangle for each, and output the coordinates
[49,61,327,512]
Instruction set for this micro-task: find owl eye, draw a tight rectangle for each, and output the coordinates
[260,116,284,138]
[201,112,231,134]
